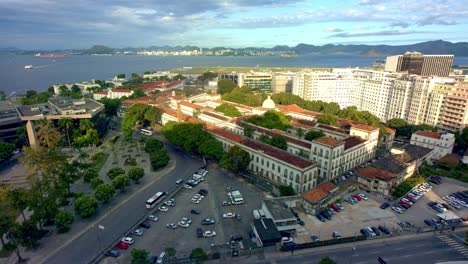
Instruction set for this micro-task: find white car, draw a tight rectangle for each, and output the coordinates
[401,198,413,205]
[121,237,134,244]
[148,215,159,222]
[336,203,345,210]
[203,231,216,237]
[181,217,192,224]
[223,212,236,218]
[359,194,368,200]
[166,223,177,229]
[281,237,293,244]
[132,229,143,236]
[178,220,190,228]
[183,184,192,189]
[392,206,403,214]
[159,205,169,212]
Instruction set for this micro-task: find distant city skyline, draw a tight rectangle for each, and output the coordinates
[1,0,467,49]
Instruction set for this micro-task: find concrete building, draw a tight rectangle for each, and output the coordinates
[261,199,299,232]
[0,102,24,143]
[252,218,282,247]
[238,72,273,92]
[385,52,454,77]
[272,73,294,93]
[439,81,468,132]
[109,89,134,99]
[302,181,338,213]
[410,131,455,160]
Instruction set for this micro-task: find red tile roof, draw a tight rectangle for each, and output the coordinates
[242,122,311,148]
[352,124,379,132]
[277,104,321,117]
[414,131,441,139]
[439,154,461,166]
[139,81,170,90]
[344,136,366,150]
[207,127,247,143]
[111,89,133,93]
[179,101,203,109]
[357,167,396,181]
[202,111,230,121]
[303,181,337,203]
[313,136,343,147]
[167,80,183,87]
[385,127,395,134]
[291,118,317,129]
[94,91,108,95]
[242,139,314,169]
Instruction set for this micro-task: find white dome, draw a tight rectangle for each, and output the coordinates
[262,95,276,109]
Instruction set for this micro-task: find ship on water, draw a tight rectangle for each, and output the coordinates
[24,64,33,69]
[34,53,67,58]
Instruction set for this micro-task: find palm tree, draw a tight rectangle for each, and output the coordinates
[59,118,73,147]
[79,119,94,132]
[35,119,62,148]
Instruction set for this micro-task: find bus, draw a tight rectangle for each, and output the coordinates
[141,129,153,136]
[146,192,167,209]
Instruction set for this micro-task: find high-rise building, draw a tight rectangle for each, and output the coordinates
[272,73,294,93]
[238,72,273,92]
[385,52,454,77]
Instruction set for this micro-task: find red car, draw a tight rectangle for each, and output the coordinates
[330,204,341,212]
[399,200,411,208]
[116,242,129,250]
[352,195,362,201]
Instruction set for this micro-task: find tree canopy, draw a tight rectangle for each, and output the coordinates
[0,142,15,159]
[220,145,251,172]
[122,104,163,138]
[278,185,295,196]
[386,118,438,138]
[304,130,325,141]
[245,110,291,131]
[198,72,218,81]
[74,195,99,218]
[221,85,265,107]
[217,79,237,95]
[259,135,288,150]
[316,114,338,126]
[94,184,116,202]
[214,103,241,117]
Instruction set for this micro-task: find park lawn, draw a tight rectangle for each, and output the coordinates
[90,152,110,172]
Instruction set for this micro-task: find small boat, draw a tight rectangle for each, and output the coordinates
[24,64,33,69]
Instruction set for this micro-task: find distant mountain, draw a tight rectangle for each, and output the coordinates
[2,40,468,56]
[291,40,468,56]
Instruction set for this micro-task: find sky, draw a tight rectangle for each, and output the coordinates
[0,0,467,49]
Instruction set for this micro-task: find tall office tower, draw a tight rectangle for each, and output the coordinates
[238,71,273,92]
[272,73,295,93]
[385,52,454,77]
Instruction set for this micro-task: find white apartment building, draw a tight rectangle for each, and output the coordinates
[410,131,455,160]
[108,89,134,99]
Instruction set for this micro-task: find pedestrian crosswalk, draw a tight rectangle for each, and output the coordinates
[438,235,468,258]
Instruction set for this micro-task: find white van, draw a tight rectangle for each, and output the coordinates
[156,252,167,264]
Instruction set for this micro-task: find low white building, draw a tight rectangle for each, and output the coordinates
[410,131,455,160]
[93,91,108,101]
[109,89,134,99]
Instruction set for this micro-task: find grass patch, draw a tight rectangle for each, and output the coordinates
[421,164,468,183]
[90,152,110,172]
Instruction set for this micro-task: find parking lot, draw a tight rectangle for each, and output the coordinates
[102,162,265,263]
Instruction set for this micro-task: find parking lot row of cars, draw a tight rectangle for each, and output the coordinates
[360,225,391,238]
[390,182,432,214]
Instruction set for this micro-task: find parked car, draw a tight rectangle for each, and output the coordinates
[332,231,341,239]
[196,227,203,238]
[176,179,184,185]
[166,223,177,229]
[132,229,143,236]
[380,202,390,209]
[148,215,158,222]
[360,228,371,237]
[105,250,120,257]
[371,226,381,236]
[203,231,216,237]
[199,189,208,196]
[281,237,293,244]
[352,194,362,201]
[223,212,236,218]
[202,218,215,225]
[378,225,390,235]
[316,214,326,222]
[359,194,368,200]
[159,205,169,212]
[424,219,433,226]
[116,241,129,250]
[330,204,341,212]
[401,198,413,205]
[311,235,320,242]
[121,237,134,245]
[400,203,410,210]
[191,209,201,214]
[178,220,190,228]
[392,206,404,213]
[336,203,345,210]
[183,184,192,189]
[139,221,151,229]
[222,201,231,206]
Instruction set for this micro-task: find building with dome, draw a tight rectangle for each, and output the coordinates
[262,96,276,109]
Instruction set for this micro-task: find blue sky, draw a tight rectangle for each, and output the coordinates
[1,0,466,49]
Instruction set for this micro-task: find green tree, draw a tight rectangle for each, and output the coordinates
[58,118,73,147]
[107,167,125,180]
[79,119,94,132]
[13,220,41,249]
[269,135,288,150]
[74,195,99,218]
[8,188,29,221]
[214,103,241,117]
[0,142,16,159]
[0,90,6,101]
[128,168,145,183]
[83,168,99,182]
[217,79,237,95]
[116,73,126,79]
[198,137,224,160]
[172,74,187,80]
[278,185,295,196]
[90,177,104,190]
[144,138,164,153]
[55,210,74,233]
[198,72,218,81]
[130,248,151,264]
[122,104,162,138]
[150,150,170,170]
[220,145,251,172]
[316,114,338,126]
[190,248,208,261]
[0,213,14,247]
[305,130,325,141]
[392,176,425,197]
[242,124,254,138]
[245,110,291,131]
[143,107,163,126]
[94,184,116,202]
[35,119,62,148]
[318,256,336,264]
[112,174,131,192]
[100,98,122,116]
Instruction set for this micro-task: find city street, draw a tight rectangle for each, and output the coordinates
[43,141,202,264]
[238,231,468,264]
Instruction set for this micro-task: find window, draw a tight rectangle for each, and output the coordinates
[267,161,270,168]
[278,165,281,173]
[272,163,275,170]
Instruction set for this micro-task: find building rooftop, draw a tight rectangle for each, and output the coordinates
[242,122,311,149]
[290,118,317,129]
[202,111,230,121]
[242,139,315,169]
[207,127,248,143]
[316,124,347,134]
[111,89,133,93]
[372,155,407,175]
[414,130,441,139]
[352,123,379,132]
[302,181,337,204]
[439,154,461,166]
[313,136,343,147]
[253,218,282,243]
[357,167,396,181]
[398,144,434,162]
[179,101,203,109]
[48,97,103,115]
[344,136,366,150]
[276,104,321,117]
[263,199,296,221]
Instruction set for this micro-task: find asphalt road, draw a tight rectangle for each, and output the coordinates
[44,142,202,264]
[242,231,468,264]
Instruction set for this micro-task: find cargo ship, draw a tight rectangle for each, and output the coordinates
[34,53,67,58]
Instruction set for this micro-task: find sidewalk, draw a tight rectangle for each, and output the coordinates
[0,132,177,264]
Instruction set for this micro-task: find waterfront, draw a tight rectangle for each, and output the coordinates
[1,54,466,95]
